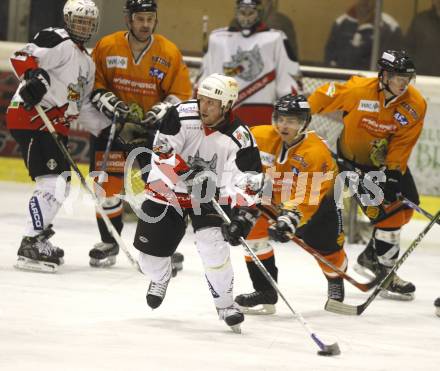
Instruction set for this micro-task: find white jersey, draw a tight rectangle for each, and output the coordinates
[199,27,301,107]
[146,100,262,207]
[9,27,102,135]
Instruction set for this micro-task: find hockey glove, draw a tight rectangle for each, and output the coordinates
[383,169,402,203]
[221,206,259,246]
[268,209,301,243]
[143,102,173,127]
[91,89,130,123]
[19,68,50,109]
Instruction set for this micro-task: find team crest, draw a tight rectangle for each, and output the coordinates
[223,45,264,81]
[46,159,57,170]
[187,151,218,173]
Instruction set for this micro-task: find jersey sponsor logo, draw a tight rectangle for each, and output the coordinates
[177,105,198,115]
[29,196,43,230]
[292,154,308,168]
[358,100,380,112]
[358,116,397,134]
[235,70,276,106]
[232,126,252,148]
[260,151,275,167]
[400,102,419,120]
[106,56,128,69]
[152,55,170,68]
[149,67,165,80]
[393,111,409,126]
[223,45,264,82]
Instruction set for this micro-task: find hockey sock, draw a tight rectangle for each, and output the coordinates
[374,227,400,268]
[246,255,278,292]
[24,175,70,237]
[317,249,348,279]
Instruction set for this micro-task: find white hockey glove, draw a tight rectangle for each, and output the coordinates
[268,209,301,243]
[143,102,173,126]
[91,89,130,123]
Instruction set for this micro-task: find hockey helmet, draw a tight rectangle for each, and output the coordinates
[272,94,311,136]
[236,0,263,31]
[125,0,157,15]
[63,0,99,44]
[378,50,416,76]
[197,73,239,111]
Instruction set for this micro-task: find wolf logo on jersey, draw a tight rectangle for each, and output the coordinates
[223,45,264,82]
[187,151,218,174]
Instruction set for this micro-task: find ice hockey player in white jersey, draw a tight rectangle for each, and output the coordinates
[6,0,100,273]
[198,0,301,126]
[132,73,262,333]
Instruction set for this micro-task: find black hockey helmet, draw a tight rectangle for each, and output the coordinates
[377,50,416,75]
[273,94,311,121]
[125,0,157,15]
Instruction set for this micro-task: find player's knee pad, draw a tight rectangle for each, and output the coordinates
[244,238,273,262]
[138,252,171,281]
[319,249,348,278]
[196,227,231,270]
[35,174,70,204]
[374,228,400,267]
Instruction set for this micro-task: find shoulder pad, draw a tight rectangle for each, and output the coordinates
[32,28,70,48]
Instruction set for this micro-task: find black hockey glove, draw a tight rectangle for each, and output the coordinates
[19,68,50,110]
[91,89,130,123]
[143,102,173,127]
[268,209,301,243]
[383,169,402,203]
[221,206,259,246]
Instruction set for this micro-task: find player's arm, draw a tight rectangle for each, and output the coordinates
[308,78,356,115]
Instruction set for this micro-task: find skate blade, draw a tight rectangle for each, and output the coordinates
[353,263,377,280]
[379,289,414,301]
[240,304,276,315]
[89,255,117,268]
[229,324,242,334]
[14,257,58,273]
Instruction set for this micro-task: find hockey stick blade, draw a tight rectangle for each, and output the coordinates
[256,203,379,292]
[325,208,440,315]
[315,336,341,356]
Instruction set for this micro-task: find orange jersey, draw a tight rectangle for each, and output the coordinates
[92,31,192,116]
[251,125,337,226]
[308,76,426,171]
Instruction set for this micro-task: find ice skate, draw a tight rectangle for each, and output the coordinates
[217,303,244,333]
[15,225,64,273]
[89,242,119,267]
[434,298,440,317]
[326,277,345,303]
[146,279,170,309]
[379,271,415,301]
[354,242,380,280]
[171,252,184,277]
[235,289,277,315]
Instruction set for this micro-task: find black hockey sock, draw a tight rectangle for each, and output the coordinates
[246,255,278,292]
[97,214,123,244]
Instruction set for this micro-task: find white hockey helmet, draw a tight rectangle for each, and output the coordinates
[197,73,239,111]
[63,0,99,44]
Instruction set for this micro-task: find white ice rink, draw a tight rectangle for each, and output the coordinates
[1,181,439,371]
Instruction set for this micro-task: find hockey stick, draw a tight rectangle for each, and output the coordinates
[325,208,440,315]
[401,197,440,226]
[97,112,119,186]
[256,203,381,292]
[35,105,140,271]
[211,199,341,356]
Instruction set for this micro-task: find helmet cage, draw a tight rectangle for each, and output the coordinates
[63,0,99,44]
[236,0,263,30]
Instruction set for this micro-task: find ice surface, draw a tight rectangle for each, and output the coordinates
[1,181,439,371]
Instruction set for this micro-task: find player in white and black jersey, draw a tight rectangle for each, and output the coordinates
[6,0,101,273]
[133,73,262,333]
[198,0,301,126]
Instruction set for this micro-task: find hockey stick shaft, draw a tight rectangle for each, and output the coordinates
[326,207,440,315]
[35,105,140,271]
[97,113,118,185]
[211,199,340,355]
[256,203,380,291]
[402,197,440,226]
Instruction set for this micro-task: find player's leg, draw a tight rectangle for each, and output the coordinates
[234,215,278,314]
[134,200,187,309]
[191,208,244,332]
[11,130,71,273]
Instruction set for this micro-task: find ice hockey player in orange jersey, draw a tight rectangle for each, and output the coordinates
[308,50,427,300]
[233,94,347,314]
[88,0,192,270]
